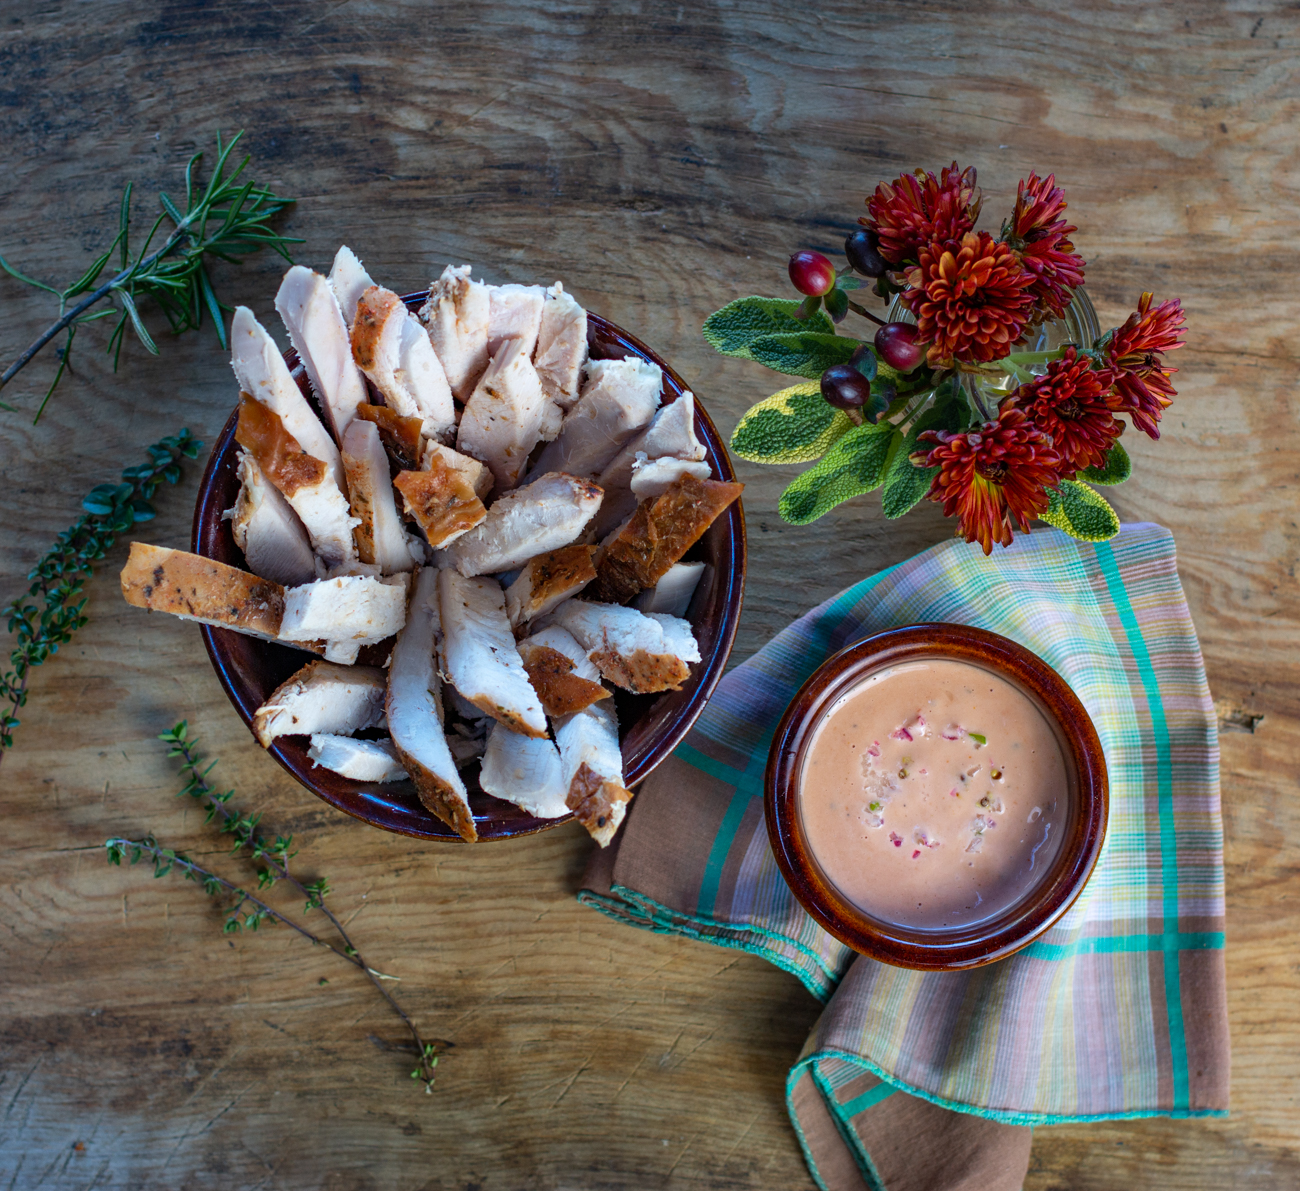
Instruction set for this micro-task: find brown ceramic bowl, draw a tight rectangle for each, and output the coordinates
[765,624,1107,970]
[192,301,746,841]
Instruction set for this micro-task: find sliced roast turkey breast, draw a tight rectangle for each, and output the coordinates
[517,625,610,718]
[553,700,632,847]
[326,245,376,329]
[230,306,345,493]
[235,394,359,569]
[275,265,369,443]
[503,543,596,632]
[279,574,408,647]
[457,337,549,492]
[418,264,490,401]
[478,724,569,818]
[386,567,474,840]
[341,418,419,573]
[548,599,700,694]
[486,283,546,358]
[533,282,588,412]
[529,357,662,480]
[252,660,387,747]
[308,735,407,783]
[352,285,456,442]
[445,472,603,578]
[436,569,548,738]
[226,450,320,587]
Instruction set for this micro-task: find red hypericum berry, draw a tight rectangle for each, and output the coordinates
[844,229,887,277]
[820,364,872,410]
[874,322,925,372]
[789,250,836,297]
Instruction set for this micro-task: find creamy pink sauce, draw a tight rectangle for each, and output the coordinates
[798,659,1068,929]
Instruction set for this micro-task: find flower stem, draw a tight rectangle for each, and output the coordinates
[846,299,887,327]
[1001,349,1064,367]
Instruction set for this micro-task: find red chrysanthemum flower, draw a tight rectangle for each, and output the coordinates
[901,232,1037,366]
[1106,292,1187,439]
[1008,347,1123,473]
[862,163,981,266]
[1003,172,1085,322]
[914,407,1062,555]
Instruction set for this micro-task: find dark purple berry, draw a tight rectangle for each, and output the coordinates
[844,229,887,277]
[788,250,836,297]
[820,363,873,410]
[874,322,925,372]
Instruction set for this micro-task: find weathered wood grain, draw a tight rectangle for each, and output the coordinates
[1,1,1298,1187]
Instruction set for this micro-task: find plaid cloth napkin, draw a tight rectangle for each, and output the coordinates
[580,523,1229,1191]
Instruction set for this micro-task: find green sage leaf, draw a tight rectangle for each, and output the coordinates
[1041,480,1121,541]
[748,332,860,379]
[778,423,897,525]
[878,394,968,519]
[730,381,853,464]
[702,296,833,359]
[1078,440,1131,486]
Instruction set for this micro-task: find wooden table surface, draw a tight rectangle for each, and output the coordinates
[2,2,1297,1187]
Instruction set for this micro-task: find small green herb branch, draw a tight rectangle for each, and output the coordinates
[107,724,443,1092]
[0,130,299,421]
[0,429,202,769]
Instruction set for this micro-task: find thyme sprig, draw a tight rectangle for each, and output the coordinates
[107,724,443,1092]
[0,130,300,421]
[0,428,202,765]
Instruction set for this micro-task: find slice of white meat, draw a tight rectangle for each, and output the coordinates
[549,599,700,694]
[275,265,369,443]
[503,544,596,631]
[327,245,375,329]
[633,561,707,619]
[436,569,548,738]
[119,542,324,652]
[308,735,406,783]
[235,394,359,569]
[553,700,633,847]
[590,392,707,538]
[225,449,320,587]
[457,337,548,492]
[418,264,490,401]
[630,456,713,500]
[534,282,588,412]
[352,285,456,442]
[478,724,569,818]
[279,574,408,647]
[230,306,345,493]
[387,567,474,840]
[253,660,386,746]
[341,418,418,573]
[529,357,662,480]
[487,283,545,358]
[445,472,603,578]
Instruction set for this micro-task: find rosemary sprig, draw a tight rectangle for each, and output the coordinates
[0,130,299,421]
[107,724,443,1092]
[0,428,202,766]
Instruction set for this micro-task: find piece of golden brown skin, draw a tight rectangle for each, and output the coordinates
[235,393,330,497]
[355,403,424,473]
[520,645,610,717]
[592,474,743,604]
[566,762,633,848]
[393,460,487,547]
[349,287,403,373]
[589,646,689,694]
[526,543,596,605]
[342,453,378,564]
[395,742,479,842]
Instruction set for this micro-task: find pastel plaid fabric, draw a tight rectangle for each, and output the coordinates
[579,524,1228,1191]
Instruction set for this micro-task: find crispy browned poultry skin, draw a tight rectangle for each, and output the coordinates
[393,460,487,547]
[355,402,424,473]
[519,644,610,717]
[235,393,329,497]
[592,474,742,604]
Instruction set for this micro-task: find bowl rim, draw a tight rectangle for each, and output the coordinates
[764,623,1108,970]
[191,305,746,842]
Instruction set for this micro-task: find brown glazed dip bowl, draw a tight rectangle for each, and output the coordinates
[765,624,1107,970]
[192,302,746,842]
